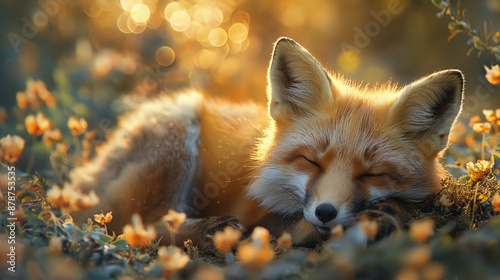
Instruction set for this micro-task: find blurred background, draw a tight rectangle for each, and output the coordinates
[1,0,500,171]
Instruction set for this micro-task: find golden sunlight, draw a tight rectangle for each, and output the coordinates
[130,3,151,24]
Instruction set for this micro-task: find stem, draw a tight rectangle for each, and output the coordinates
[472,181,480,228]
[26,135,37,174]
[481,133,486,160]
[494,124,499,153]
[170,231,175,246]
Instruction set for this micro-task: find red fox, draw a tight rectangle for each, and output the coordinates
[69,37,464,248]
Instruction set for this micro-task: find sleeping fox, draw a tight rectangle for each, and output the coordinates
[69,37,464,248]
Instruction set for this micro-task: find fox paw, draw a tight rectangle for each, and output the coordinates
[198,216,244,255]
[204,216,244,239]
[356,209,401,242]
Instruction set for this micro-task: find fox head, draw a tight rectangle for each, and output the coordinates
[247,37,464,242]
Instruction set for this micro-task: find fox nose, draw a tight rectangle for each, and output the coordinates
[315,203,338,224]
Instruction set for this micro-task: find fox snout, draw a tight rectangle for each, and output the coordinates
[315,203,338,223]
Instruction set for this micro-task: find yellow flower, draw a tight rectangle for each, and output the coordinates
[43,129,62,146]
[0,107,7,123]
[237,226,275,270]
[438,194,453,207]
[468,115,482,128]
[482,109,500,125]
[156,246,190,277]
[213,226,242,254]
[0,135,25,164]
[25,113,51,136]
[466,160,492,182]
[122,213,156,247]
[67,116,88,136]
[251,226,270,244]
[236,241,275,270]
[47,184,99,211]
[94,212,113,225]
[71,190,100,210]
[472,122,491,134]
[16,91,29,109]
[492,193,500,212]
[358,218,378,240]
[330,224,344,240]
[46,185,70,210]
[162,209,186,233]
[276,232,292,251]
[35,81,57,107]
[485,65,500,85]
[409,219,434,243]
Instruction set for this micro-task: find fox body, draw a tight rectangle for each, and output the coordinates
[70,38,464,247]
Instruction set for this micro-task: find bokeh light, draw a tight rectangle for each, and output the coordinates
[208,28,227,47]
[203,8,223,27]
[228,23,248,43]
[170,10,191,32]
[120,0,143,12]
[337,50,360,73]
[195,49,218,69]
[156,46,176,67]
[130,3,151,24]
[117,13,131,33]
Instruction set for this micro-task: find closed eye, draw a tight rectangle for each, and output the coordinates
[291,155,322,173]
[362,173,387,178]
[359,173,395,186]
[301,156,321,169]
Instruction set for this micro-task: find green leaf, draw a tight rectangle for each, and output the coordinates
[90,231,113,245]
[473,38,485,50]
[112,239,129,248]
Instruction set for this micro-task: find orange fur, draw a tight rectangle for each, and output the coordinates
[69,38,464,246]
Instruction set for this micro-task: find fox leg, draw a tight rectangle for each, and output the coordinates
[356,199,410,242]
[69,93,205,231]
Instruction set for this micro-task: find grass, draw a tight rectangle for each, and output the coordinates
[1,80,500,280]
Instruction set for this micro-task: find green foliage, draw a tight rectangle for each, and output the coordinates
[433,0,500,59]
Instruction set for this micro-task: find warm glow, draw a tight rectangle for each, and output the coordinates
[280,4,305,27]
[170,10,191,32]
[117,13,131,33]
[337,50,360,73]
[130,3,151,24]
[83,1,102,18]
[120,0,143,12]
[195,49,217,69]
[93,53,113,77]
[185,21,202,39]
[204,8,223,27]
[164,2,184,21]
[208,27,227,47]
[196,26,212,43]
[156,46,176,67]
[127,17,147,34]
[228,23,248,43]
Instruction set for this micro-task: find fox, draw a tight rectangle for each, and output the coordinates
[69,37,464,249]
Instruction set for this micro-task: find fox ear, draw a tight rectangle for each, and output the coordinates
[390,70,464,156]
[267,37,333,123]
